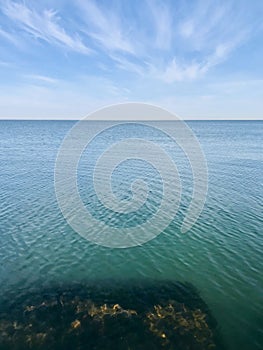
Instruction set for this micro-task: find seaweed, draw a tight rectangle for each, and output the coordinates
[0,280,224,350]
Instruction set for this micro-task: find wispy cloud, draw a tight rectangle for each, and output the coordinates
[147,0,256,83]
[24,74,59,84]
[77,0,173,56]
[1,0,256,83]
[155,60,202,83]
[76,0,256,82]
[77,0,135,54]
[1,1,92,54]
[0,0,263,119]
[156,37,244,83]
[178,1,229,49]
[109,54,146,76]
[176,0,256,57]
[0,27,20,46]
[146,0,172,50]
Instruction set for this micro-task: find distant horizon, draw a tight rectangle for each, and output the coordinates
[1,118,262,121]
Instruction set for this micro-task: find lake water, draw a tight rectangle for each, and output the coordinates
[0,120,262,349]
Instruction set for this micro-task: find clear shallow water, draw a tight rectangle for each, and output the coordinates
[0,120,262,350]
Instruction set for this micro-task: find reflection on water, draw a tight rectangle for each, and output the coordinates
[0,281,224,350]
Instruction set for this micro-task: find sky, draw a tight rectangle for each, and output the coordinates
[0,0,263,120]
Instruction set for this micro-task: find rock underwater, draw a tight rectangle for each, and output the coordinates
[0,281,224,350]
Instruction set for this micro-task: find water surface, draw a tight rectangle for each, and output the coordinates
[0,120,262,350]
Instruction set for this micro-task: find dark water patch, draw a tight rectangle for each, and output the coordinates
[0,280,224,350]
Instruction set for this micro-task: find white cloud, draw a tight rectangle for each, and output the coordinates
[146,0,172,50]
[0,27,21,46]
[155,59,201,83]
[0,0,262,119]
[23,74,59,84]
[77,0,135,54]
[177,0,250,52]
[76,0,253,83]
[1,0,254,84]
[109,54,146,76]
[153,20,250,83]
[150,38,240,84]
[1,1,92,54]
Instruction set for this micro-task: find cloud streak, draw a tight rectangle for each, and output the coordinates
[0,27,21,46]
[1,0,259,83]
[77,0,135,54]
[0,0,262,120]
[76,0,256,82]
[146,0,173,50]
[24,74,59,84]
[1,1,92,54]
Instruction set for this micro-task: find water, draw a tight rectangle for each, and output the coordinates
[0,120,262,349]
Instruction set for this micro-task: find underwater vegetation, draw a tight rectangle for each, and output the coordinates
[0,281,224,350]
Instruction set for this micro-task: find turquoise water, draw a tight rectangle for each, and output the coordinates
[0,120,262,349]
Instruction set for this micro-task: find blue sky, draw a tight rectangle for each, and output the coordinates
[0,0,262,119]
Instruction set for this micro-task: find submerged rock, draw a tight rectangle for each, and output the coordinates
[145,302,216,349]
[0,281,223,350]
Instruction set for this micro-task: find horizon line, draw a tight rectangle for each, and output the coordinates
[0,118,262,121]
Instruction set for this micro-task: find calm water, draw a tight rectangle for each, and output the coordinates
[0,120,262,350]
